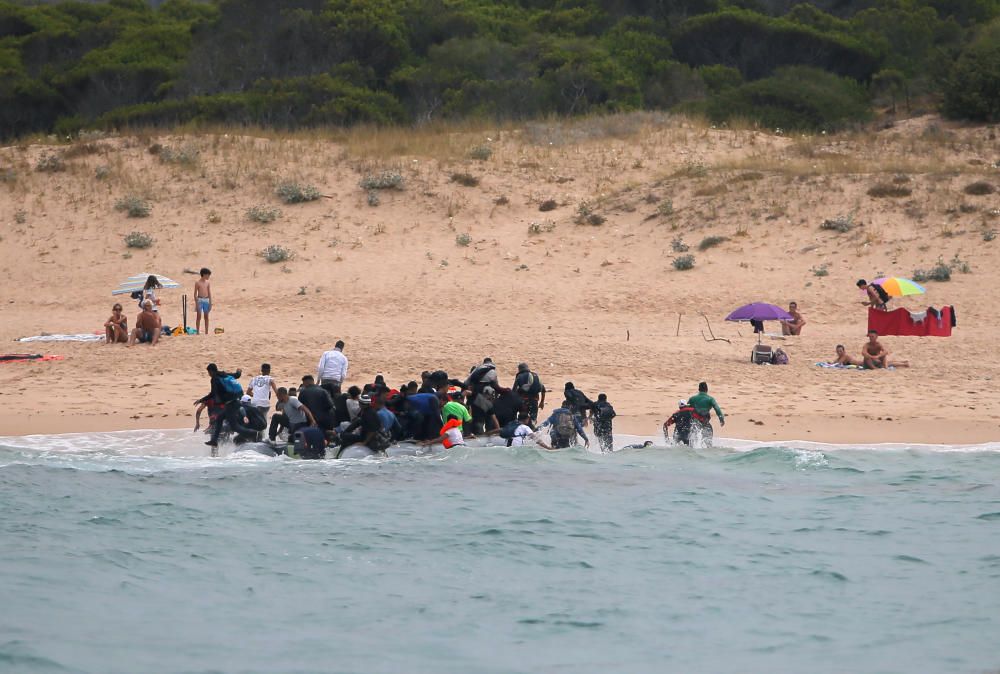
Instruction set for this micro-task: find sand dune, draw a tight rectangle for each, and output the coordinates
[1,114,997,443]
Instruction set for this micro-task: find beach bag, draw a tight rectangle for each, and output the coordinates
[751,344,773,365]
[219,375,243,400]
[554,410,575,437]
[499,419,520,440]
[771,348,789,365]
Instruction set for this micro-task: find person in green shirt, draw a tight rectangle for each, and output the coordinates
[441,389,473,430]
[688,382,724,447]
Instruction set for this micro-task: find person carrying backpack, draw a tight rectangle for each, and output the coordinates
[513,362,546,423]
[563,382,594,427]
[464,358,498,394]
[195,363,258,449]
[591,393,616,453]
[539,401,589,449]
[857,279,891,311]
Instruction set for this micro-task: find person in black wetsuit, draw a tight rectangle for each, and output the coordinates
[591,393,616,453]
[663,400,697,446]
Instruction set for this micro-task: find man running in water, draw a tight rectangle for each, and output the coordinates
[687,382,725,447]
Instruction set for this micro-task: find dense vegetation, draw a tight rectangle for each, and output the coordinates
[1,0,998,140]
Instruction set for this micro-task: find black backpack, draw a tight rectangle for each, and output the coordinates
[593,401,615,422]
[873,283,891,304]
[467,364,494,392]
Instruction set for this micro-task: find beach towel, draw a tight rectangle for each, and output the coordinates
[867,307,954,337]
[0,354,65,364]
[815,362,893,371]
[16,333,103,343]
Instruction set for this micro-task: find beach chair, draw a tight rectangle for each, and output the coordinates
[751,343,773,364]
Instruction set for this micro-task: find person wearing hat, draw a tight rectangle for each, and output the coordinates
[470,385,500,435]
[663,399,698,447]
[513,363,545,423]
[441,388,472,432]
[337,394,385,453]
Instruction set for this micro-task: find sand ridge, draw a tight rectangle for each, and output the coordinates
[1,113,997,443]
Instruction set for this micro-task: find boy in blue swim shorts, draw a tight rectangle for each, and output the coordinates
[195,267,212,334]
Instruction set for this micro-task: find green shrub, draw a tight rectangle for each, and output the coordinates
[868,183,912,198]
[705,66,871,131]
[360,171,404,191]
[575,201,605,225]
[158,145,200,167]
[124,231,154,249]
[671,237,689,252]
[247,206,281,223]
[964,181,996,195]
[115,195,151,218]
[811,264,829,277]
[451,172,480,187]
[821,214,855,232]
[673,254,696,270]
[913,260,951,282]
[698,235,728,251]
[456,233,472,246]
[367,190,380,207]
[539,199,558,212]
[468,144,493,160]
[35,153,66,173]
[261,245,293,263]
[276,181,321,204]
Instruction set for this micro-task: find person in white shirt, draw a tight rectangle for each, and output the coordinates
[509,413,551,449]
[248,363,278,434]
[317,340,348,397]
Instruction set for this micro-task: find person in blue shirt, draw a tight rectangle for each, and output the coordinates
[539,401,590,449]
[403,390,442,440]
[376,403,402,441]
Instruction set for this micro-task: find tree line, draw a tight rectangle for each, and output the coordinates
[1,0,998,140]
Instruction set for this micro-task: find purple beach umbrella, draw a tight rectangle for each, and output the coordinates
[726,302,793,343]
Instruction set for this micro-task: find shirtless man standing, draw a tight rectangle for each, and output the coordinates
[194,267,212,335]
[782,301,807,335]
[862,330,909,369]
[829,344,861,366]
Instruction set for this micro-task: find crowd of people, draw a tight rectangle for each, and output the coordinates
[192,342,726,458]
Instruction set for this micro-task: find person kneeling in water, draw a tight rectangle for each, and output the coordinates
[338,395,391,454]
[294,427,334,459]
[422,414,467,449]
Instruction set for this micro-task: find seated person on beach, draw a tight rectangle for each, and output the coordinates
[104,303,128,344]
[857,279,889,311]
[128,300,161,346]
[781,302,806,335]
[828,344,862,367]
[862,330,909,369]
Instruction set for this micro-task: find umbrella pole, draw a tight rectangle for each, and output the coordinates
[182,294,188,331]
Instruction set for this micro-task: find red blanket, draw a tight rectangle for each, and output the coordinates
[867,307,953,336]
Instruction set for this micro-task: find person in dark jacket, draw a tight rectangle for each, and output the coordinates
[297,375,336,430]
[591,393,616,453]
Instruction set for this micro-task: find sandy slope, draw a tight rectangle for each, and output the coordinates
[1,113,998,443]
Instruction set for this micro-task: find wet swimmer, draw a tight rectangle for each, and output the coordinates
[663,400,697,446]
[621,440,654,450]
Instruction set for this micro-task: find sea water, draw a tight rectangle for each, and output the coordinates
[1,430,998,674]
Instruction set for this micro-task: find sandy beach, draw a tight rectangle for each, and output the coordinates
[1,113,997,443]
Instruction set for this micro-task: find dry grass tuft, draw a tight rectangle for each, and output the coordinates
[867,183,912,198]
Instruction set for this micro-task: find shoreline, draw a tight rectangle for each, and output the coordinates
[0,411,994,446]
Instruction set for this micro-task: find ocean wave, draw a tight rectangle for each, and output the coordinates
[1,428,998,476]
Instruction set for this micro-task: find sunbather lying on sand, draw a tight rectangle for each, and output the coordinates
[828,344,861,366]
